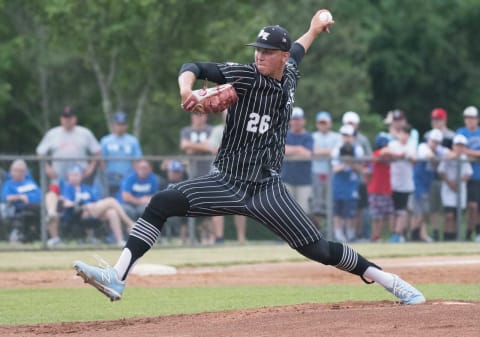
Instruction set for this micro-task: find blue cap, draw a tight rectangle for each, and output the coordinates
[113,111,127,124]
[67,165,83,174]
[168,160,184,172]
[316,111,331,122]
[374,133,390,149]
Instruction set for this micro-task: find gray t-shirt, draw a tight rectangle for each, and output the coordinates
[312,131,342,174]
[180,125,213,177]
[36,126,101,180]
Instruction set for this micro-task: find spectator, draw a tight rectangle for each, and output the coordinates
[456,106,480,241]
[100,111,143,197]
[36,106,101,245]
[424,108,456,240]
[120,159,159,221]
[1,159,41,243]
[180,113,215,245]
[388,124,416,243]
[331,124,364,242]
[61,166,134,246]
[161,160,189,244]
[384,109,419,147]
[342,111,372,240]
[207,110,247,244]
[411,129,449,242]
[311,112,341,215]
[437,134,473,241]
[282,107,314,213]
[367,133,394,242]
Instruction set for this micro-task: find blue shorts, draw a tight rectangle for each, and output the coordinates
[333,199,358,218]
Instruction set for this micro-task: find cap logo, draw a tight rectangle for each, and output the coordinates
[258,29,270,41]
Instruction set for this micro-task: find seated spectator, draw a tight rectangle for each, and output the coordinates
[161,160,189,244]
[437,134,473,241]
[61,166,134,246]
[120,159,159,220]
[1,159,41,243]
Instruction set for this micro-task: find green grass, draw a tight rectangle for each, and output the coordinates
[0,242,478,326]
[1,284,479,325]
[0,242,479,271]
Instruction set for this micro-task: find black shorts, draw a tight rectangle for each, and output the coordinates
[392,191,411,211]
[170,172,323,248]
[467,180,480,205]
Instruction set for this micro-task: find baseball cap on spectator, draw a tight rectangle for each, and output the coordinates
[392,109,405,121]
[383,111,393,125]
[453,134,467,145]
[316,111,331,122]
[291,107,305,119]
[342,111,360,125]
[431,108,447,120]
[113,111,127,124]
[246,25,292,51]
[428,129,443,143]
[339,124,355,136]
[168,160,184,172]
[463,106,478,118]
[67,165,83,174]
[61,105,75,118]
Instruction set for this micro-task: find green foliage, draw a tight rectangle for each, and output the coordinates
[0,0,479,154]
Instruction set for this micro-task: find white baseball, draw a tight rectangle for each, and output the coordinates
[318,11,332,23]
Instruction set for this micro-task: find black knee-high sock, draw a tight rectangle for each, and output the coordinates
[296,239,375,280]
[118,189,189,280]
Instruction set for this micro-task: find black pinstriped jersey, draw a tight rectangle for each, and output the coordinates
[211,45,303,182]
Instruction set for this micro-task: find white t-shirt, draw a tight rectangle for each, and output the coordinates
[36,126,101,180]
[388,140,416,192]
[437,154,473,208]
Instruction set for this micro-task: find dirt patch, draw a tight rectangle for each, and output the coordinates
[1,255,479,337]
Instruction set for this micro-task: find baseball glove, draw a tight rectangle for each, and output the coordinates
[182,83,238,114]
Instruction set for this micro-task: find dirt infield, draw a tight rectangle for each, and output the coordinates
[1,255,479,337]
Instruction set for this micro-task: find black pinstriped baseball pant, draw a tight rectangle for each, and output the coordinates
[171,172,323,248]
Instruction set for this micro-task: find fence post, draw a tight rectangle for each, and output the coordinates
[39,157,48,249]
[326,158,333,241]
[455,157,463,241]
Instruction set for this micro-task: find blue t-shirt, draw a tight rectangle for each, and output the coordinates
[100,133,143,177]
[281,131,313,185]
[333,169,359,201]
[1,178,41,212]
[456,127,480,180]
[61,183,99,205]
[413,143,449,197]
[120,172,159,203]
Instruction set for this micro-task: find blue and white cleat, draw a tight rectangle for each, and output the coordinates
[74,259,125,301]
[386,274,426,305]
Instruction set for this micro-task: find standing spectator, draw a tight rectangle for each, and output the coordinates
[384,109,419,147]
[311,112,341,215]
[1,159,41,243]
[424,108,456,240]
[100,111,143,197]
[282,107,314,213]
[120,159,159,221]
[342,111,372,240]
[456,106,480,241]
[331,124,364,242]
[437,134,473,241]
[36,106,101,246]
[180,113,215,245]
[61,166,134,247]
[411,129,449,242]
[207,110,247,244]
[367,133,394,242]
[388,124,416,243]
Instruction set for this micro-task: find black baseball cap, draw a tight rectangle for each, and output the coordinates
[61,105,75,118]
[246,25,291,51]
